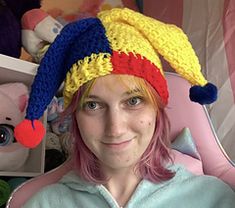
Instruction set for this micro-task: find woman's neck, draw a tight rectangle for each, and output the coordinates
[102,167,141,207]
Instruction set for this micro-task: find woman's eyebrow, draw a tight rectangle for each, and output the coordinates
[85,88,142,99]
[84,95,100,100]
[124,88,141,96]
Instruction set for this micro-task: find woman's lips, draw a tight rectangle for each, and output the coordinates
[102,139,133,150]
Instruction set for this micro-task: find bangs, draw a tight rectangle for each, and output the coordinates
[77,74,164,112]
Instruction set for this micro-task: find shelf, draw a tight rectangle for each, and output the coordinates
[0,54,45,177]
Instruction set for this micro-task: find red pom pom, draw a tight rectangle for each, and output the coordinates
[14,119,46,148]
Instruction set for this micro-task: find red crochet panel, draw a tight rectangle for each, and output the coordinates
[111,51,169,104]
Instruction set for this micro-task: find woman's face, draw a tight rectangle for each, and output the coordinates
[76,75,157,172]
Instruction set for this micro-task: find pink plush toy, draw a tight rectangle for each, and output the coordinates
[21,8,63,62]
[0,83,29,171]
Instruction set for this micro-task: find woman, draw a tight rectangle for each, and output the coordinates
[15,8,235,208]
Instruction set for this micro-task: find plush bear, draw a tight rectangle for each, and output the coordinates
[0,0,41,58]
[0,83,29,171]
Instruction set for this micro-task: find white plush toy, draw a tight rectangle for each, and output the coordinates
[21,8,63,62]
[0,83,29,171]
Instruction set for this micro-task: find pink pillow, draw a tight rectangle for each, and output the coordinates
[170,127,204,175]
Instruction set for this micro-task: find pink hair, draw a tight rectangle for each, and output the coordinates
[63,77,175,184]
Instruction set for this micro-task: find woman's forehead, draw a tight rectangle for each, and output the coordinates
[89,74,142,94]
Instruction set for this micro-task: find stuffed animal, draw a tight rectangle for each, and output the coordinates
[21,8,63,63]
[47,96,71,135]
[46,0,124,25]
[0,83,29,171]
[20,0,125,63]
[0,0,41,58]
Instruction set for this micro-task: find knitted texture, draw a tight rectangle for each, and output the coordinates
[14,8,217,148]
[98,8,208,86]
[27,7,213,119]
[64,51,167,107]
[111,51,168,103]
[64,8,210,107]
[64,53,113,107]
[26,18,111,120]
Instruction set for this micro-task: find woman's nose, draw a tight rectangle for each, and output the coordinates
[105,108,127,137]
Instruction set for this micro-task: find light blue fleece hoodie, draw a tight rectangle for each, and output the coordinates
[23,165,235,208]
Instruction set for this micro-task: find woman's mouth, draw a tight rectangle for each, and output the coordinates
[102,139,133,150]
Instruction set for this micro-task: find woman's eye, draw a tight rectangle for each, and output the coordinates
[127,97,142,106]
[84,101,100,110]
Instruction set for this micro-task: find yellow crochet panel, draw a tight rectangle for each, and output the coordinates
[64,7,209,107]
[98,8,207,86]
[64,53,113,107]
[102,21,163,74]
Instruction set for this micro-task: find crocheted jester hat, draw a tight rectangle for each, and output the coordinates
[14,8,217,148]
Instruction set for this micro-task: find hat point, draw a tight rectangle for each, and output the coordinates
[14,119,46,148]
[189,83,218,105]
